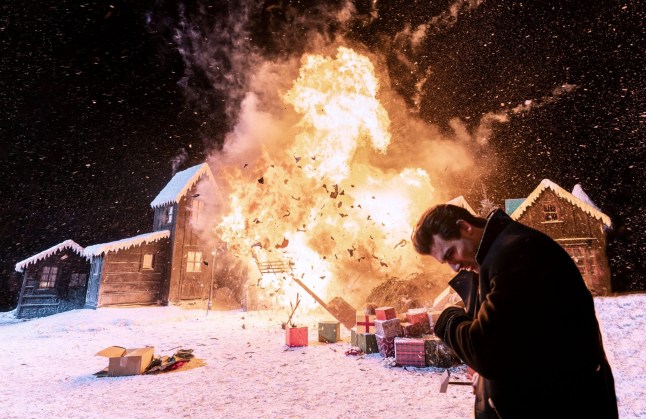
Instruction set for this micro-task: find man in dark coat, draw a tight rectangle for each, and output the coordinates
[412,204,618,418]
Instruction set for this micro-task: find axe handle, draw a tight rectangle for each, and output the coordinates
[290,275,331,312]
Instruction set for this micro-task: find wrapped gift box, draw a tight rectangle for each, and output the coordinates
[406,309,430,325]
[357,333,379,354]
[355,312,376,334]
[318,321,340,343]
[401,321,431,337]
[350,327,358,347]
[423,335,461,367]
[395,337,426,368]
[428,310,442,333]
[375,306,397,320]
[375,334,396,358]
[285,326,308,347]
[375,318,403,338]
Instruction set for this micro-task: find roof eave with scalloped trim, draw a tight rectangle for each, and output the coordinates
[15,239,86,273]
[510,179,611,227]
[83,230,171,257]
[150,163,216,208]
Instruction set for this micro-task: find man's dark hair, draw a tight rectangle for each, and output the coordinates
[411,204,487,255]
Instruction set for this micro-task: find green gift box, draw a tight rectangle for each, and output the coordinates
[351,327,358,347]
[318,321,340,343]
[357,333,379,354]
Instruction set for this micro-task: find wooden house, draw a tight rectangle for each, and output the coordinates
[14,240,90,319]
[84,162,218,307]
[149,163,217,305]
[83,231,171,308]
[14,163,220,316]
[509,179,612,296]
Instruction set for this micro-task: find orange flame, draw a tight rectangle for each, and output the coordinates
[211,46,440,311]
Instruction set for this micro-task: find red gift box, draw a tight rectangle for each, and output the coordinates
[375,306,397,320]
[406,309,429,325]
[395,337,426,368]
[401,321,431,337]
[285,326,308,347]
[375,318,403,338]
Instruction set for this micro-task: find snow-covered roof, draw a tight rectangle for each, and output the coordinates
[446,195,477,215]
[83,230,171,257]
[571,183,601,211]
[15,239,86,273]
[510,179,611,227]
[150,163,215,208]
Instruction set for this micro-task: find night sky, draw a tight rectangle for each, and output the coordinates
[1,0,644,307]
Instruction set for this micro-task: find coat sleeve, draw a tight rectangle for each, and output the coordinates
[435,237,552,380]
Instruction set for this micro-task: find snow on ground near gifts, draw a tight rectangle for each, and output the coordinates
[1,293,645,418]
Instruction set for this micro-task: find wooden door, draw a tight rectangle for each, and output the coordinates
[179,250,207,300]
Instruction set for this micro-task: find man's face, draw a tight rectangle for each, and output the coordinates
[429,221,481,273]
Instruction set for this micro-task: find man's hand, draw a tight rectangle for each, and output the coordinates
[471,372,480,395]
[434,306,470,343]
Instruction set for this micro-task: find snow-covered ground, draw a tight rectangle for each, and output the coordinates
[1,293,645,418]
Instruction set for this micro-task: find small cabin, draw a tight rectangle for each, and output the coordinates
[150,163,218,305]
[84,231,171,308]
[14,240,90,319]
[509,179,612,296]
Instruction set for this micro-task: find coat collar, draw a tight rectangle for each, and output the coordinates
[475,208,513,266]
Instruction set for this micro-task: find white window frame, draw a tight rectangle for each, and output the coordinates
[142,254,154,270]
[39,266,58,289]
[186,251,203,273]
[542,201,559,222]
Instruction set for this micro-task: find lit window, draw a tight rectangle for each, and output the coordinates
[166,206,174,224]
[39,266,58,288]
[542,202,559,221]
[142,254,154,270]
[69,273,87,287]
[187,251,203,272]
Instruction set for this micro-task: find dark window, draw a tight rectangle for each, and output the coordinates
[69,273,87,287]
[542,201,559,221]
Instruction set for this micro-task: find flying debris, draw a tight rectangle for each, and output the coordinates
[394,239,407,249]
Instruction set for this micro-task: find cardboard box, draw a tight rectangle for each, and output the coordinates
[285,326,308,347]
[318,321,340,343]
[96,346,155,377]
